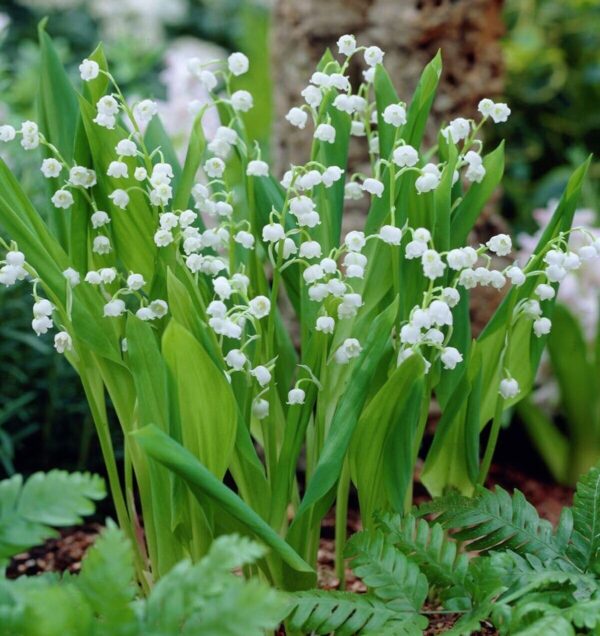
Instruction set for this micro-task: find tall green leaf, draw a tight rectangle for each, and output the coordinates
[162,320,236,479]
[349,355,424,526]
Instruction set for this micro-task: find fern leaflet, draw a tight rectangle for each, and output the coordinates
[345,529,428,610]
[376,512,469,593]
[420,486,571,565]
[286,591,426,636]
[567,463,600,570]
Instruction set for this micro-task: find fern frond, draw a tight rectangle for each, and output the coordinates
[345,529,428,610]
[567,463,600,571]
[199,534,268,571]
[145,536,286,635]
[376,513,469,593]
[496,595,600,636]
[561,597,600,630]
[76,522,138,633]
[422,486,570,565]
[286,591,426,636]
[0,470,105,561]
[509,614,574,636]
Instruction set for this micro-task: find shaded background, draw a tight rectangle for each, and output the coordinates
[0,0,598,478]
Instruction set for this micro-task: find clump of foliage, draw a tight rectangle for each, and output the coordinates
[0,529,286,636]
[500,0,600,222]
[0,23,592,596]
[289,463,600,635]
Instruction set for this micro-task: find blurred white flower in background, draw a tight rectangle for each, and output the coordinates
[157,38,223,157]
[0,12,10,35]
[17,0,80,9]
[518,200,600,411]
[518,201,600,341]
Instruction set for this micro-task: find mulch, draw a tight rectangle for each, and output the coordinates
[6,523,102,580]
[6,468,574,634]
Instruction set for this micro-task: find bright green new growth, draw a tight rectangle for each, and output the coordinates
[0,22,592,593]
[0,527,286,636]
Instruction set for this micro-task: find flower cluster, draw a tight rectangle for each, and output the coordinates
[0,32,591,419]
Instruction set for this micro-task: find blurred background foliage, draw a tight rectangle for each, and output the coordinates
[499,0,599,228]
[0,0,598,480]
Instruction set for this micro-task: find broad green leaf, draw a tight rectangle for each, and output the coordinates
[37,23,78,248]
[172,113,207,221]
[78,96,157,284]
[403,50,442,148]
[70,42,110,273]
[166,268,221,367]
[374,64,401,161]
[314,95,351,252]
[349,355,424,526]
[253,175,301,314]
[145,115,182,185]
[126,316,184,574]
[433,142,458,251]
[421,346,482,496]
[162,320,236,478]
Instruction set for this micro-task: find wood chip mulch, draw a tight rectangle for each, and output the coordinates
[5,523,102,580]
[423,608,497,635]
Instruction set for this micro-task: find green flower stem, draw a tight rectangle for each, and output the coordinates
[78,362,149,593]
[478,293,518,486]
[335,459,351,590]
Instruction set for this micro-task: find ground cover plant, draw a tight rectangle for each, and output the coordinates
[0,23,595,634]
[287,462,600,635]
[4,464,600,634]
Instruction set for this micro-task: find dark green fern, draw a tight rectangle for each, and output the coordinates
[419,485,571,565]
[567,464,600,571]
[286,591,426,636]
[375,512,469,596]
[287,463,600,636]
[345,529,428,609]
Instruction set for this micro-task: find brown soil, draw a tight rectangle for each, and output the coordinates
[423,609,497,635]
[6,523,102,580]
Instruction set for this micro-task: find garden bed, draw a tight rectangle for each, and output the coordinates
[7,466,573,635]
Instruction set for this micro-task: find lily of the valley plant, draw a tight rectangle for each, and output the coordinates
[0,27,592,590]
